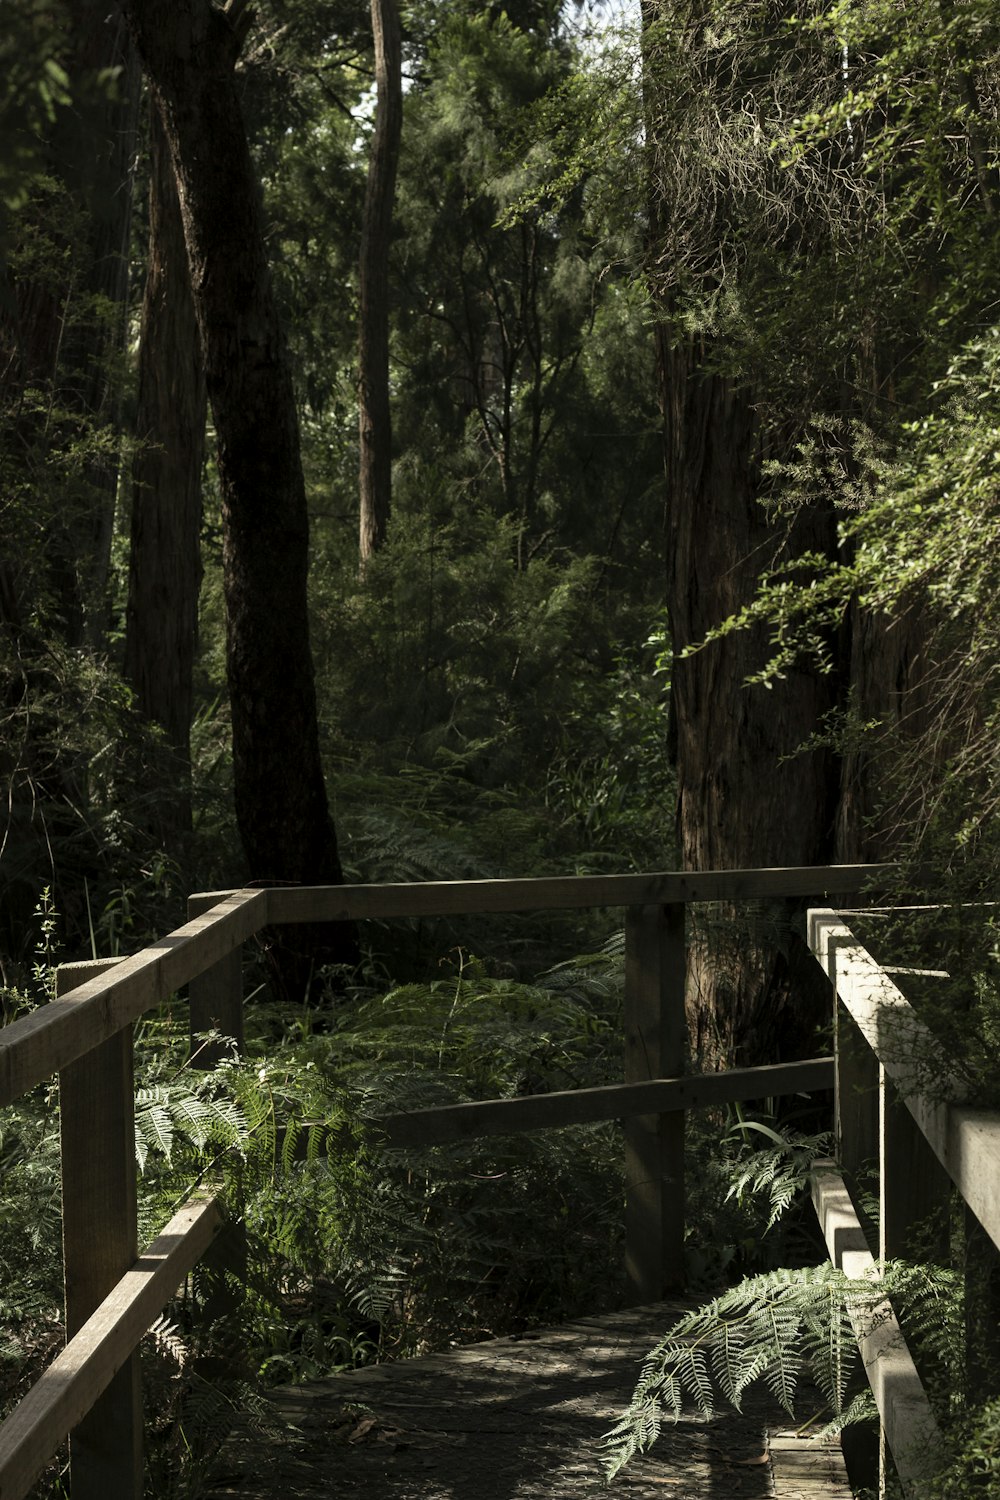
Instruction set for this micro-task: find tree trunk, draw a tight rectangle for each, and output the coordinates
[659,331,840,1068]
[124,107,206,840]
[358,0,402,566]
[119,0,356,996]
[641,0,842,1068]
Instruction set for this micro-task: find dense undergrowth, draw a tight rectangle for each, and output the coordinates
[0,889,832,1498]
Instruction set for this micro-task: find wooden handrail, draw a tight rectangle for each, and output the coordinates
[811,1163,942,1495]
[0,1195,224,1500]
[808,909,999,1248]
[0,889,266,1108]
[807,906,997,1498]
[0,866,887,1500]
[265,863,892,921]
[373,1057,835,1147]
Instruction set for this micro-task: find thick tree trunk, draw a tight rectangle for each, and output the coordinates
[358,0,402,566]
[124,108,207,839]
[120,0,355,996]
[660,330,840,1067]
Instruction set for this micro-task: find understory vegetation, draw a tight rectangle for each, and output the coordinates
[1,905,829,1497]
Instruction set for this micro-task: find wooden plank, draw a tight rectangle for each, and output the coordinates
[811,1163,942,1498]
[0,889,267,1107]
[0,1194,224,1500]
[187,893,245,1066]
[373,1058,835,1147]
[808,909,1000,1253]
[56,964,141,1500]
[185,895,247,1322]
[622,904,686,1300]
[267,865,891,925]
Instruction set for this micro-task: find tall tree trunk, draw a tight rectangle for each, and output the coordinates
[124,107,207,841]
[660,333,840,1067]
[641,0,842,1067]
[119,0,356,997]
[358,0,402,566]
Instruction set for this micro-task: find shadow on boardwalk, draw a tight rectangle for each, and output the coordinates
[209,1301,853,1499]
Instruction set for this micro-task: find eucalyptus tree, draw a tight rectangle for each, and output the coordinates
[638,0,1000,1063]
[119,0,356,993]
[123,109,206,838]
[0,1,143,966]
[391,5,660,574]
[358,0,402,564]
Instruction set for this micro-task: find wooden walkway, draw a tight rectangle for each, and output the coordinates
[209,1302,854,1499]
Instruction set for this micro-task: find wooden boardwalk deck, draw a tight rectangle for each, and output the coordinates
[209,1302,854,1499]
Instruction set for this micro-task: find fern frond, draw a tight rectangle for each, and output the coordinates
[725,1130,834,1231]
[604,1264,865,1475]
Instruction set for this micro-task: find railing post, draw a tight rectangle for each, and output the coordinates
[56,959,143,1500]
[187,892,244,1066]
[880,1071,950,1263]
[829,943,882,1493]
[186,893,247,1332]
[623,902,686,1302]
[835,995,879,1242]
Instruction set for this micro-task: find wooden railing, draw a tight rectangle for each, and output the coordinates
[807,908,1000,1500]
[0,865,886,1500]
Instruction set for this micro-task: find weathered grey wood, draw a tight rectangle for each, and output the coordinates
[809,909,1000,1253]
[0,1194,224,1500]
[374,1057,834,1147]
[267,865,891,924]
[0,878,886,1112]
[56,963,142,1500]
[623,904,686,1301]
[0,888,266,1106]
[187,892,245,1065]
[812,1163,942,1498]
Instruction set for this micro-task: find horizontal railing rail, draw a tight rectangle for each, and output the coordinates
[0,866,889,1500]
[373,1058,836,1148]
[807,907,999,1499]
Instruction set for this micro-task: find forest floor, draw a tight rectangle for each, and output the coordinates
[207,1299,853,1499]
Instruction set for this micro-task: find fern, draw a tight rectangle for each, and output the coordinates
[724,1124,835,1232]
[604,1260,961,1478]
[134,1076,249,1172]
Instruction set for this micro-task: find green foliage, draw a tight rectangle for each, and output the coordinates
[604,1259,960,1478]
[311,501,672,887]
[724,1118,834,1233]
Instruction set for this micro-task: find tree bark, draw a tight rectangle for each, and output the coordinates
[358,0,402,566]
[124,107,206,839]
[640,0,843,1067]
[119,0,355,995]
[660,331,840,1067]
